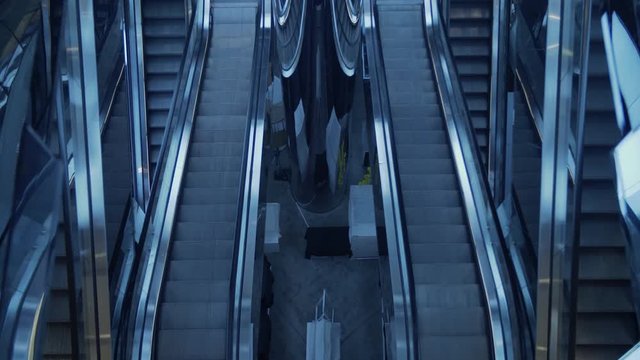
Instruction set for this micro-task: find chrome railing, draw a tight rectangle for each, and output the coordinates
[121,0,210,358]
[363,0,417,358]
[229,0,271,358]
[423,0,520,358]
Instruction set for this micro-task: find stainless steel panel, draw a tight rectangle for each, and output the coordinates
[535,0,589,358]
[64,0,112,357]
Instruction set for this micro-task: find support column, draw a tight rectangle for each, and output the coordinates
[65,0,112,357]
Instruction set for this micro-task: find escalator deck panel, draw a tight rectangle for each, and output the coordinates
[377,4,491,359]
[154,4,257,360]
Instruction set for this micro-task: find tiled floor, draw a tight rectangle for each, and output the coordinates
[266,75,384,359]
[266,177,384,359]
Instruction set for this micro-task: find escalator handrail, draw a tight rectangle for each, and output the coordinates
[362,0,418,358]
[229,0,271,357]
[121,0,210,358]
[423,0,519,358]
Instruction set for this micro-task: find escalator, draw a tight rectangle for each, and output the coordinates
[142,0,186,171]
[102,83,133,260]
[42,82,131,360]
[573,10,639,358]
[377,2,491,358]
[447,0,492,162]
[153,3,257,359]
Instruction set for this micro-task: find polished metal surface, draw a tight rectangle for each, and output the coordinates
[330,0,362,76]
[362,0,416,357]
[423,0,519,358]
[535,0,579,357]
[64,0,112,357]
[276,0,291,25]
[273,0,305,78]
[345,0,362,24]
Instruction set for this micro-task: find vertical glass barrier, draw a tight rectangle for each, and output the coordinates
[512,0,548,113]
[0,128,62,360]
[534,0,590,358]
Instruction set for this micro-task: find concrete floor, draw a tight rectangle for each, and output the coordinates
[265,76,384,359]
[266,176,384,359]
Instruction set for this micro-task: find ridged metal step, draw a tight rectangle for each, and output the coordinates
[447,0,492,164]
[142,0,187,175]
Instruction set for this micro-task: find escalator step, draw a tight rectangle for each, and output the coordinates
[166,259,232,281]
[155,329,225,360]
[406,225,469,244]
[418,307,487,335]
[413,263,478,284]
[171,240,234,260]
[177,204,239,222]
[399,174,459,191]
[579,249,632,280]
[414,284,484,308]
[158,302,228,329]
[405,207,466,225]
[173,222,235,241]
[162,281,230,303]
[409,243,473,262]
[420,335,490,359]
[575,313,637,346]
[577,283,635,313]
